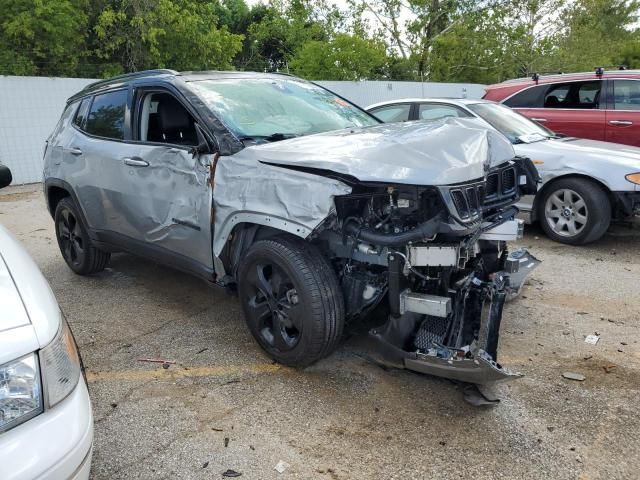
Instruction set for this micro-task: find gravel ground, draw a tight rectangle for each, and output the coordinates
[1,184,639,480]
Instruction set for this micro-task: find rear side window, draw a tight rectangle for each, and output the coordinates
[613,80,640,110]
[504,85,546,108]
[543,81,602,109]
[85,90,128,139]
[418,104,471,121]
[370,104,411,122]
[73,97,91,128]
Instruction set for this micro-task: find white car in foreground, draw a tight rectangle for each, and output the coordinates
[0,164,93,480]
[367,99,640,245]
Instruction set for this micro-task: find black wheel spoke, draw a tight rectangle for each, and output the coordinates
[271,315,292,351]
[247,295,271,321]
[280,302,303,330]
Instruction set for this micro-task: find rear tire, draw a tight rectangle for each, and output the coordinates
[538,178,611,245]
[54,197,110,274]
[237,237,344,367]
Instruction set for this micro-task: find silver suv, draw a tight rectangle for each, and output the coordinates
[43,70,539,384]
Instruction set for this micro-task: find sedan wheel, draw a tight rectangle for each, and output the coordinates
[538,178,611,245]
[544,188,588,237]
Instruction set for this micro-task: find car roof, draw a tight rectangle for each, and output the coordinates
[488,69,640,88]
[365,98,492,110]
[68,69,300,102]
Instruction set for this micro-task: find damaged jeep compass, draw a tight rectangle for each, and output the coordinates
[43,70,539,384]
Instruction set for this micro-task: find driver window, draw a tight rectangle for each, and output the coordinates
[139,92,197,146]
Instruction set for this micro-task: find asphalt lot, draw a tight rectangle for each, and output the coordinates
[1,184,639,480]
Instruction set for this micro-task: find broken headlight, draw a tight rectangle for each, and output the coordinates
[0,354,43,433]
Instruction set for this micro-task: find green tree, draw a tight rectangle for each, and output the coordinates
[290,33,388,80]
[93,0,243,75]
[0,0,88,76]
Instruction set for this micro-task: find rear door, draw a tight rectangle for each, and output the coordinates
[605,79,640,146]
[505,80,606,140]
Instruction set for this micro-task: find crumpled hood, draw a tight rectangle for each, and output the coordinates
[236,118,516,186]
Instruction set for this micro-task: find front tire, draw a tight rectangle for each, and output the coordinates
[538,178,611,245]
[54,198,110,274]
[237,237,344,367]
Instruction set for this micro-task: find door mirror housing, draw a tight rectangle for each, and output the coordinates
[0,165,12,189]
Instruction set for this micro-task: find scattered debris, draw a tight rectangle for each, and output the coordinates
[462,384,500,406]
[196,348,208,354]
[569,447,576,451]
[439,441,447,446]
[110,402,118,408]
[621,342,628,346]
[576,311,589,315]
[162,363,170,369]
[547,426,555,432]
[274,460,290,474]
[138,358,176,364]
[584,335,600,345]
[583,355,593,360]
[203,462,209,469]
[562,330,570,336]
[224,437,230,447]
[562,372,586,381]
[249,445,255,451]
[618,349,624,353]
[221,379,241,386]
[603,365,617,374]
[212,427,224,432]
[222,469,242,477]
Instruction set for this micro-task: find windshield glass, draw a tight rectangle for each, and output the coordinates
[188,78,379,140]
[467,102,555,144]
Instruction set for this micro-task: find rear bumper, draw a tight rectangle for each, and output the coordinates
[612,191,640,218]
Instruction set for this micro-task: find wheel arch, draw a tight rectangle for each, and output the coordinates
[216,220,312,282]
[532,173,614,222]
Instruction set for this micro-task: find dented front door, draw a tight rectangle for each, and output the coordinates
[118,144,214,270]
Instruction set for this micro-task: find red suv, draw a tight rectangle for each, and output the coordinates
[484,68,640,147]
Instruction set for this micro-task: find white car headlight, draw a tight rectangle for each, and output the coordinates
[40,319,81,408]
[0,354,43,432]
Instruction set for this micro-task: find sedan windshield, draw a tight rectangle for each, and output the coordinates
[467,102,555,144]
[188,78,379,141]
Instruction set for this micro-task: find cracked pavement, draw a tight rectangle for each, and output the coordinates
[1,184,639,480]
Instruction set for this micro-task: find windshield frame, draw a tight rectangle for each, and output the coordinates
[186,76,381,145]
[467,101,556,144]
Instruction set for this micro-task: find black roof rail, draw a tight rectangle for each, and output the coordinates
[82,69,179,91]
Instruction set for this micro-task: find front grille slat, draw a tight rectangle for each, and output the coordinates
[447,163,519,223]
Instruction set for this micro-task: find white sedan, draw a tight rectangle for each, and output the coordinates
[367,99,640,245]
[0,164,93,480]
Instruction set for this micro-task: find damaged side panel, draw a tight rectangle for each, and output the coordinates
[212,153,351,260]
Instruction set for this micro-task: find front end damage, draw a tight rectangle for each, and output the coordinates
[315,158,540,384]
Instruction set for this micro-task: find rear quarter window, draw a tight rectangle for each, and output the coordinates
[85,89,128,140]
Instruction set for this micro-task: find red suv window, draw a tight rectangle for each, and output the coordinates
[504,80,603,110]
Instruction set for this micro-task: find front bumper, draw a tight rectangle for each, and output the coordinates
[0,380,93,480]
[612,191,640,218]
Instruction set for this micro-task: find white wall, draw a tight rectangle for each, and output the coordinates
[0,76,95,184]
[315,80,486,108]
[0,76,485,184]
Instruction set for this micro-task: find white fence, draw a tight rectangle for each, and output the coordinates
[0,76,485,184]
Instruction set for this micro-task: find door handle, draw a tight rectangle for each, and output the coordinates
[608,120,633,126]
[530,117,547,123]
[68,147,83,156]
[123,157,149,167]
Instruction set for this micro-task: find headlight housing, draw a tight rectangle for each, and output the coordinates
[0,354,43,432]
[625,172,640,185]
[40,319,81,408]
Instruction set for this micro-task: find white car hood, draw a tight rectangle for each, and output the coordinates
[514,137,640,190]
[0,225,59,365]
[239,118,516,185]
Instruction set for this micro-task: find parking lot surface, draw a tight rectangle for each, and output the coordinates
[2,184,639,480]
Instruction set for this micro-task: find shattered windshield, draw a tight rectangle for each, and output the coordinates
[468,102,555,144]
[188,78,379,141]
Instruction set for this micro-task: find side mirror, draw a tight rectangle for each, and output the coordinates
[190,123,212,158]
[0,165,12,189]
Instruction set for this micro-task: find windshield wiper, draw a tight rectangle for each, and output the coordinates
[238,133,300,144]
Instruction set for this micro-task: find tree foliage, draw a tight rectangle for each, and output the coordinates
[1,0,639,82]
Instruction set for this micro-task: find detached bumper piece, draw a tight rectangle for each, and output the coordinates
[369,269,527,385]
